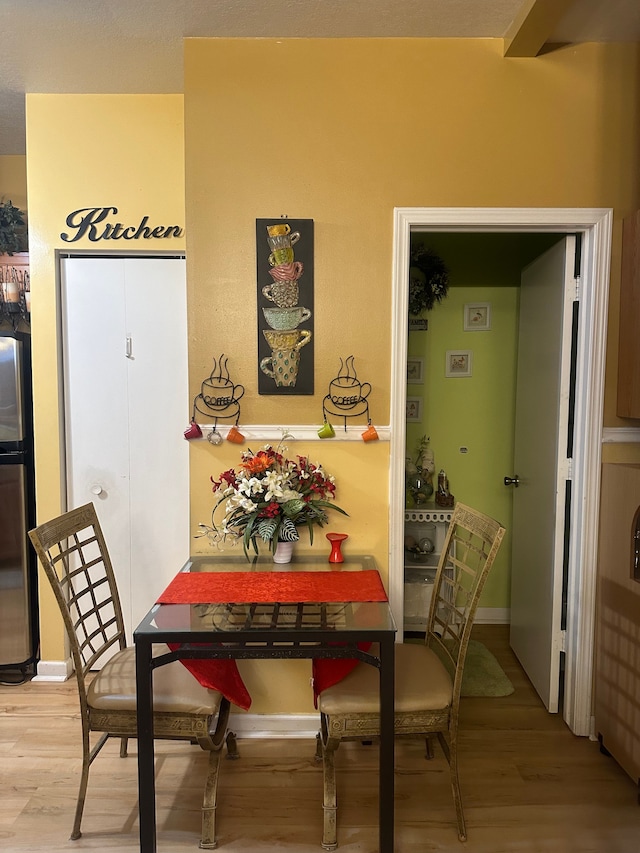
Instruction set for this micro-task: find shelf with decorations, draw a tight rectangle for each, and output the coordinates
[403,501,455,634]
[0,254,30,329]
[403,435,456,633]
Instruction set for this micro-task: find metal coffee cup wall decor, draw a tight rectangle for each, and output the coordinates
[320,355,379,440]
[186,354,245,444]
[257,218,314,395]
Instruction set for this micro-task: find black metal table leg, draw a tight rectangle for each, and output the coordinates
[379,636,395,853]
[135,637,156,853]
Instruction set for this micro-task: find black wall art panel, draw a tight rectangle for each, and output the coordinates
[256,218,314,395]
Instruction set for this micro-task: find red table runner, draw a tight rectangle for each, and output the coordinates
[157,569,387,604]
[156,569,388,711]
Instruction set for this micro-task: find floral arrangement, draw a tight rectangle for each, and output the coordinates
[199,438,348,558]
[408,245,449,315]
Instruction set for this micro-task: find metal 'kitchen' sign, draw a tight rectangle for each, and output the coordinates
[60,207,184,243]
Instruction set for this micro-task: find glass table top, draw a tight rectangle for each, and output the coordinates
[185,552,379,573]
[134,553,396,638]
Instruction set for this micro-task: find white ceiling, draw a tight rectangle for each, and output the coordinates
[1,0,639,155]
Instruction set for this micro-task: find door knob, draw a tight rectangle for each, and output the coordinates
[90,484,104,495]
[504,475,520,488]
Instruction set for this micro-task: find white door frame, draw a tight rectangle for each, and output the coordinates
[389,207,613,737]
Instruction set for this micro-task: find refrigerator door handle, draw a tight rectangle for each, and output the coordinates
[0,451,26,463]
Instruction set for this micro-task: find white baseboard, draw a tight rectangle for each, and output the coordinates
[602,427,640,443]
[474,607,510,624]
[33,659,72,681]
[227,713,319,739]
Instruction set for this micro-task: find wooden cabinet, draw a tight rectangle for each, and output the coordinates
[595,463,640,791]
[617,212,640,418]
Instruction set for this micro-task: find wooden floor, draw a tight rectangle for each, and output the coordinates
[1,625,639,852]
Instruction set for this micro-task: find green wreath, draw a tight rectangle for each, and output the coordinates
[408,246,449,315]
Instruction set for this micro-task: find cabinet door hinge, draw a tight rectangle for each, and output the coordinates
[554,629,567,653]
[574,275,581,301]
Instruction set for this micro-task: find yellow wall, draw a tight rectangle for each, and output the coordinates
[183,38,639,711]
[0,155,27,213]
[24,39,640,713]
[26,95,186,660]
[184,37,639,425]
[183,36,640,448]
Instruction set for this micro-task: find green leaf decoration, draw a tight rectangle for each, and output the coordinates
[256,518,278,541]
[278,518,299,541]
[282,499,306,519]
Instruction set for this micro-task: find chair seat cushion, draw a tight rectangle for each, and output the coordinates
[318,642,452,716]
[87,645,223,716]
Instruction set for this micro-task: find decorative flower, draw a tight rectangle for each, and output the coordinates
[198,435,348,558]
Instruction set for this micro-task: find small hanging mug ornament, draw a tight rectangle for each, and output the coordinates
[226,424,245,444]
[361,420,379,442]
[183,420,202,440]
[318,420,335,439]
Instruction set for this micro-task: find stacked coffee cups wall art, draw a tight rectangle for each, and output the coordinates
[257,219,314,394]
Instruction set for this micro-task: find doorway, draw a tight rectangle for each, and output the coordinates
[390,207,613,737]
[406,232,576,712]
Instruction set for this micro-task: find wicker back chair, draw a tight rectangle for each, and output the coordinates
[317,502,505,849]
[29,502,230,848]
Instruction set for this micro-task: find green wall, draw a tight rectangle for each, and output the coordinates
[406,233,561,609]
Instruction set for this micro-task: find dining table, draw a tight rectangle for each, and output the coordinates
[134,551,397,853]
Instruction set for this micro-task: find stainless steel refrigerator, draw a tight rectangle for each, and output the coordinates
[0,331,38,677]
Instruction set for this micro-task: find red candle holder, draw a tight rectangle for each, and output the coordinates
[326,532,348,564]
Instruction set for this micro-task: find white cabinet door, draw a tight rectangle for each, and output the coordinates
[61,256,189,641]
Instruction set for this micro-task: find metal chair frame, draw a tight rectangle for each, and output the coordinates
[317,502,506,848]
[29,502,231,848]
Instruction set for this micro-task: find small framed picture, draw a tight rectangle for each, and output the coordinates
[464,302,491,331]
[446,350,473,378]
[406,396,423,421]
[407,357,424,384]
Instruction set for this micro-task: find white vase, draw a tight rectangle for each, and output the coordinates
[273,540,294,564]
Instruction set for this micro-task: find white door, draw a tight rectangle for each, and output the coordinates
[509,237,577,712]
[61,256,189,641]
